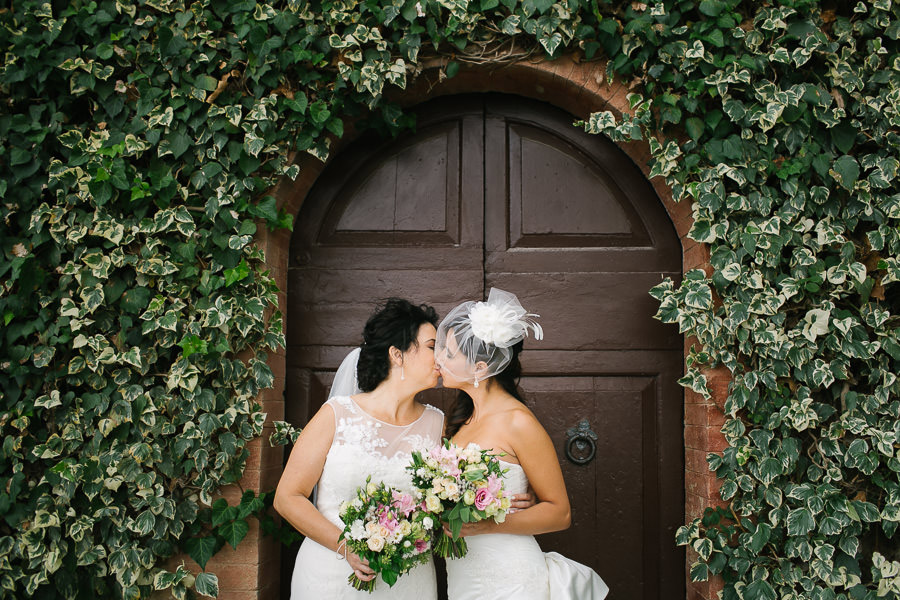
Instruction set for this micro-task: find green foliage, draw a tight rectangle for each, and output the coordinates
[585,1,900,597]
[181,490,301,570]
[1,0,898,599]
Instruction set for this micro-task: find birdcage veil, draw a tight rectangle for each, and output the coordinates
[435,288,543,387]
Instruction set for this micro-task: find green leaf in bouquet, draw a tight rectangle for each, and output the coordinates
[381,568,398,587]
[449,515,463,539]
[460,506,470,522]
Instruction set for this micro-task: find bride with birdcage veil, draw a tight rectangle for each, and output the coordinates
[434,288,609,600]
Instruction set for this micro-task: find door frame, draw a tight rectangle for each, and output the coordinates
[237,55,730,600]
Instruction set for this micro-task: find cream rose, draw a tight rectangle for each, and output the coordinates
[367,536,385,552]
[443,481,460,500]
[425,495,441,512]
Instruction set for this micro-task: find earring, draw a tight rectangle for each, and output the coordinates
[473,377,479,388]
[400,365,405,381]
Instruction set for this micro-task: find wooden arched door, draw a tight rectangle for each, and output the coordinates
[286,94,684,599]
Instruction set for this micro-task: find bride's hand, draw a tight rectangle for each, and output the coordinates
[509,486,536,513]
[443,520,495,537]
[348,551,376,581]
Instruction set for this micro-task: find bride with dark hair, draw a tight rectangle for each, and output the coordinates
[274,299,444,598]
[436,288,609,600]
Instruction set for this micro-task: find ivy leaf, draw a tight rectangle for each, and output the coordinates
[194,572,219,597]
[787,507,815,537]
[830,155,860,189]
[309,101,331,124]
[120,287,153,314]
[749,523,772,553]
[220,519,250,549]
[830,120,856,153]
[179,335,208,359]
[164,131,192,159]
[224,259,250,287]
[183,536,219,570]
[684,283,713,309]
[539,32,563,55]
[685,117,705,141]
[743,579,777,600]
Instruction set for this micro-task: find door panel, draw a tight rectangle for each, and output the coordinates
[287,97,486,426]
[286,94,684,600]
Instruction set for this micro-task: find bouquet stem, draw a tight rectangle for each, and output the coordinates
[434,530,468,559]
[348,573,376,593]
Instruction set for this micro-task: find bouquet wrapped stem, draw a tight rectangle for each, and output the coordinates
[433,530,467,559]
[348,573,377,593]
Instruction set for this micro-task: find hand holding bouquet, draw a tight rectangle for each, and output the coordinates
[339,478,439,592]
[407,440,510,558]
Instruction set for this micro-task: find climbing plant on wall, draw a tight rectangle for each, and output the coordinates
[1,0,897,598]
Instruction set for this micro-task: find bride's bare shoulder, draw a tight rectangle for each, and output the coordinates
[496,402,541,432]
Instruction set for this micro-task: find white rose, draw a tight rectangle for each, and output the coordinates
[423,516,434,529]
[367,536,385,552]
[444,481,460,500]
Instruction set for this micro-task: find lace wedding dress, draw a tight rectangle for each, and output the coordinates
[290,395,444,599]
[445,460,610,600]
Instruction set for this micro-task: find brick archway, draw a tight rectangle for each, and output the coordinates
[221,55,731,600]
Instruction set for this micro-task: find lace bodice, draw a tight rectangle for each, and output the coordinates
[316,396,444,528]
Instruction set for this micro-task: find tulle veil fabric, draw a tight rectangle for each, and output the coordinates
[330,347,362,399]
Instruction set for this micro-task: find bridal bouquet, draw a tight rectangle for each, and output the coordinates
[407,440,510,558]
[338,478,438,592]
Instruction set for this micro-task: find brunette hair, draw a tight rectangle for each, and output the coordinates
[444,340,525,438]
[356,298,438,392]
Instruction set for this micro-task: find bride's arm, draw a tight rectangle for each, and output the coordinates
[459,412,571,537]
[273,404,338,544]
[273,404,375,579]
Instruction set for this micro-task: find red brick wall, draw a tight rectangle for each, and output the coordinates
[241,55,729,600]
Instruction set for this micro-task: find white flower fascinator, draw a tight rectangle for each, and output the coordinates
[435,288,543,387]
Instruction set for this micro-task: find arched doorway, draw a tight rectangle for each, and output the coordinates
[284,94,684,598]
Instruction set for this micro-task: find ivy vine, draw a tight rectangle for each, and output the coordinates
[1,0,897,599]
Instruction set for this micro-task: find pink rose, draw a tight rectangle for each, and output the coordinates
[474,488,494,511]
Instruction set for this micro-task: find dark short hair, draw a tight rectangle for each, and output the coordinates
[356,299,438,392]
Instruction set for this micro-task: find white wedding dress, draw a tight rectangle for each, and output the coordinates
[446,460,610,600]
[290,395,444,599]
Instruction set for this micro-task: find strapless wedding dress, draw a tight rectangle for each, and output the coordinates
[445,460,609,600]
[290,395,444,599]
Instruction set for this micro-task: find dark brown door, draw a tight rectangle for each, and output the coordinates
[286,94,684,599]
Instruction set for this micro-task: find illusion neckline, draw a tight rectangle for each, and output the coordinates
[344,395,429,428]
